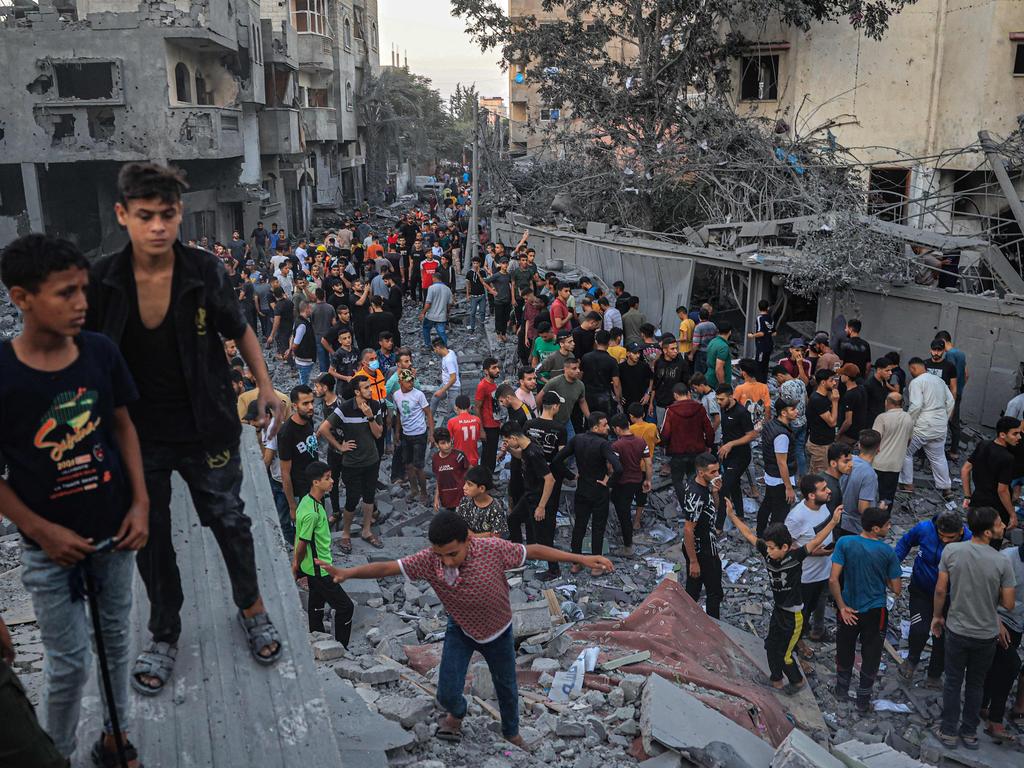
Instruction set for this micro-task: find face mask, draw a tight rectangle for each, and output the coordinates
[368,360,380,371]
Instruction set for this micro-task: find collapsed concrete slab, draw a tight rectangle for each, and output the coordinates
[319,675,414,766]
[771,730,845,768]
[832,740,927,768]
[639,674,774,768]
[512,601,553,638]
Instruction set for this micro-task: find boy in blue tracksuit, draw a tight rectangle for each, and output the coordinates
[895,511,970,687]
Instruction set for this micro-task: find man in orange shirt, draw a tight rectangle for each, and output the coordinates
[733,359,772,428]
[365,234,384,264]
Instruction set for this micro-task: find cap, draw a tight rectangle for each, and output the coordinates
[556,329,573,340]
[398,369,415,382]
[626,341,643,352]
[812,332,830,345]
[838,363,861,378]
[790,337,806,348]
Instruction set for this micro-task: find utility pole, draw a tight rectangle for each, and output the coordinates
[469,99,480,266]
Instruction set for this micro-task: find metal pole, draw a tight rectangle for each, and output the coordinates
[979,130,1024,234]
[469,99,480,265]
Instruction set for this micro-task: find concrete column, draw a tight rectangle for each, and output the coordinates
[239,105,262,185]
[20,163,44,233]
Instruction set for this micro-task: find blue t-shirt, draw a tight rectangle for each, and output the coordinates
[832,535,901,613]
[946,348,966,392]
[0,331,138,547]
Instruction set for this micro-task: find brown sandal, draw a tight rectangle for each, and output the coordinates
[361,533,384,549]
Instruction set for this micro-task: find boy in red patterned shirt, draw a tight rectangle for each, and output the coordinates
[315,511,612,748]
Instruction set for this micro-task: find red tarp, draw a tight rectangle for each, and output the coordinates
[570,578,794,747]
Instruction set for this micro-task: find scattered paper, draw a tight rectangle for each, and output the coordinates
[874,700,912,713]
[743,498,760,516]
[644,557,676,577]
[549,660,585,702]
[648,524,677,544]
[900,620,911,641]
[724,562,748,583]
[555,584,577,597]
[575,647,600,672]
[901,565,913,579]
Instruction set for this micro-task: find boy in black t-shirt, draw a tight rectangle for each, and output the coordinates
[725,497,841,694]
[0,234,149,766]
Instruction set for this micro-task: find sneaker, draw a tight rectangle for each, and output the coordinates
[941,489,956,502]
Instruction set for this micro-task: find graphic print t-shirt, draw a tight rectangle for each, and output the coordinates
[0,332,138,546]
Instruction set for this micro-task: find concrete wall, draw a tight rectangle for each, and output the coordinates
[495,214,1024,427]
[732,0,1024,171]
[819,288,1024,428]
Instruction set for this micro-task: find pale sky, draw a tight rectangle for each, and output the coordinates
[378,0,507,103]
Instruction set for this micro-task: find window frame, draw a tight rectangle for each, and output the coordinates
[739,54,779,102]
[292,0,329,36]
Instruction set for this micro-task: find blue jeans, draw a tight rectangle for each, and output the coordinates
[467,295,487,330]
[297,362,313,386]
[21,547,135,758]
[430,384,461,427]
[317,344,331,374]
[269,474,297,544]
[422,318,448,347]
[437,619,519,737]
[791,423,808,477]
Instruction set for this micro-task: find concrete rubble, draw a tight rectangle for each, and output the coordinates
[3,213,1024,768]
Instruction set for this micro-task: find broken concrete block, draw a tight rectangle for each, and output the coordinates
[555,718,586,738]
[608,686,625,708]
[512,601,552,638]
[531,657,561,673]
[312,640,346,661]
[375,694,434,728]
[470,660,495,699]
[832,740,926,768]
[619,673,646,702]
[615,719,640,737]
[771,729,844,768]
[638,753,682,768]
[333,659,401,685]
[639,674,774,767]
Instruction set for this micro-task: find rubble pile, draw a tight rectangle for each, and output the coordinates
[267,232,1018,766]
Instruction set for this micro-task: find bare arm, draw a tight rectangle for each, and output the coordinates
[280,459,297,518]
[931,571,949,635]
[318,559,404,582]
[960,460,973,498]
[1000,586,1016,611]
[723,499,757,546]
[998,483,1016,528]
[524,544,612,571]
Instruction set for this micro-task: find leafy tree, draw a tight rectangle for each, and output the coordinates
[361,67,468,199]
[452,0,916,292]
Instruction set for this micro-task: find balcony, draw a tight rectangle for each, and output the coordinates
[168,107,244,158]
[262,19,298,70]
[510,81,531,103]
[301,106,337,142]
[298,33,334,72]
[258,107,302,155]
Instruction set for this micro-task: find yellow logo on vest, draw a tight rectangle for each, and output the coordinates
[195,307,207,336]
[205,449,231,469]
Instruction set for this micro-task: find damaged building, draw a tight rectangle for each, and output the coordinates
[0,0,379,254]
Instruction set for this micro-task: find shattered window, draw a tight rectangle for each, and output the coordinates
[739,55,778,101]
[53,62,116,101]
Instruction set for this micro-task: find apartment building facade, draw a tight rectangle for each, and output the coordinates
[0,0,379,254]
[731,0,1024,237]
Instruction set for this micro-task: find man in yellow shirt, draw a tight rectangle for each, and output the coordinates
[677,305,695,356]
[627,402,659,530]
[607,328,628,363]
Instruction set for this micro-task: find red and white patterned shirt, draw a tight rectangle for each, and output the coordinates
[399,537,527,642]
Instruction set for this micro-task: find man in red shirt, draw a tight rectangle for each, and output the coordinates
[431,429,468,512]
[448,394,482,466]
[313,511,613,748]
[420,252,440,294]
[475,357,502,472]
[550,282,572,332]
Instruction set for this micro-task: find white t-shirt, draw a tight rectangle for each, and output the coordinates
[440,350,461,392]
[785,502,833,583]
[270,253,289,271]
[393,387,429,436]
[295,246,308,271]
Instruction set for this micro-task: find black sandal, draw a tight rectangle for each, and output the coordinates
[90,734,142,767]
[238,611,283,666]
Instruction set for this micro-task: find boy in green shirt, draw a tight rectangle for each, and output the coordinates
[292,461,354,646]
[530,321,559,368]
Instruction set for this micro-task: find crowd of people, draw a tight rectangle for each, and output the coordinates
[1,159,1024,765]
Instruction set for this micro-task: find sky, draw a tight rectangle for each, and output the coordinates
[378,0,506,103]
